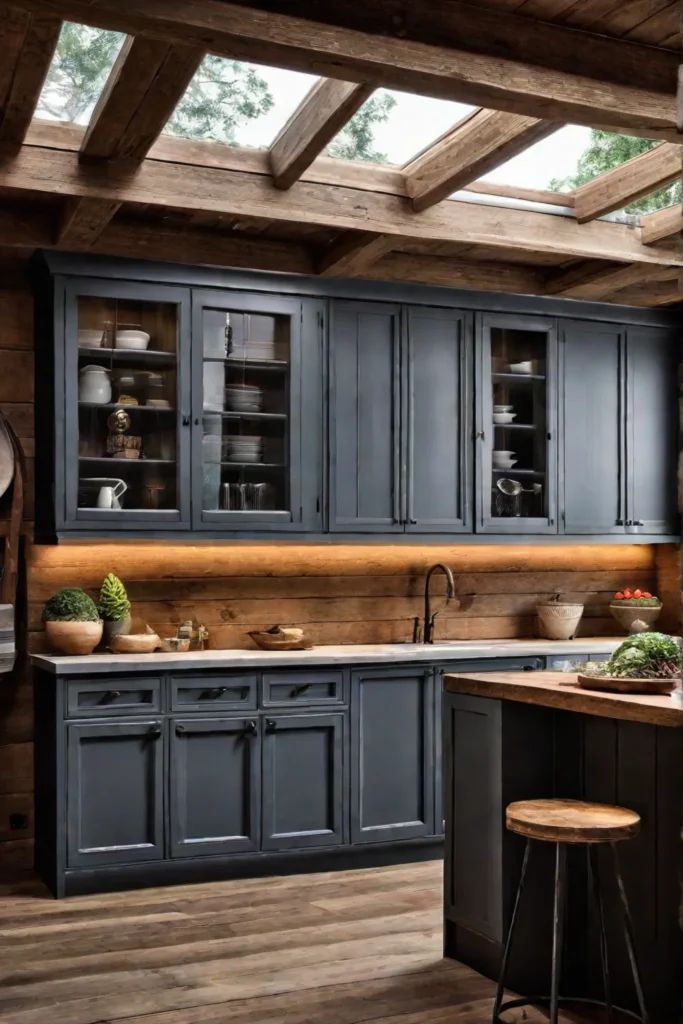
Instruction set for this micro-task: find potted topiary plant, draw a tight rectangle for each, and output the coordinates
[98,573,132,645]
[42,588,102,655]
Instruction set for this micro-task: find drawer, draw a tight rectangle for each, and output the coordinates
[170,674,258,711]
[66,677,162,718]
[262,670,346,707]
[547,653,610,672]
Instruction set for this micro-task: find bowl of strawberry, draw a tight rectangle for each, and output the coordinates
[610,587,662,634]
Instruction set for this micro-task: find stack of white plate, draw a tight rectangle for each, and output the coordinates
[225,384,263,413]
[224,435,263,464]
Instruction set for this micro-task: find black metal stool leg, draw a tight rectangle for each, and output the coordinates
[549,843,567,1024]
[587,845,613,1023]
[491,838,532,1022]
[610,843,650,1024]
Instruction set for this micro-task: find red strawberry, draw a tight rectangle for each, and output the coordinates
[633,589,642,599]
[615,591,624,600]
[642,591,652,599]
[623,588,633,598]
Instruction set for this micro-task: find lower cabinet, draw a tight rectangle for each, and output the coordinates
[262,713,345,850]
[67,719,165,867]
[170,716,260,858]
[351,667,435,843]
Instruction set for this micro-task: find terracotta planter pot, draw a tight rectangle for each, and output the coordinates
[609,602,661,635]
[45,619,103,655]
[536,602,584,641]
[102,614,132,647]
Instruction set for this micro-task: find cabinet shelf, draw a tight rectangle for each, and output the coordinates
[493,422,537,430]
[204,410,287,422]
[78,346,177,365]
[205,356,288,372]
[492,372,546,382]
[220,461,286,469]
[492,468,544,477]
[79,456,176,466]
[79,402,175,413]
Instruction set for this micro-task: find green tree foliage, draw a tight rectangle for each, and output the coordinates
[36,22,394,160]
[550,130,682,214]
[328,91,397,163]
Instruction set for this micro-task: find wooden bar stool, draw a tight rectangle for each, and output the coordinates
[492,798,648,1024]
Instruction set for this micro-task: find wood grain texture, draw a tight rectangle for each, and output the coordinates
[404,110,558,211]
[574,143,683,223]
[444,670,683,726]
[10,0,680,137]
[545,260,680,300]
[319,231,396,277]
[506,797,640,843]
[0,9,61,149]
[270,78,374,189]
[640,204,683,245]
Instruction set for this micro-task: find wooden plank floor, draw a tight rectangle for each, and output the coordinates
[0,861,583,1023]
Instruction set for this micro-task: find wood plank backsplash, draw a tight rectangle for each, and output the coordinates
[0,268,680,875]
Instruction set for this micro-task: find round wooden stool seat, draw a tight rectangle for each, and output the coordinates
[506,798,640,844]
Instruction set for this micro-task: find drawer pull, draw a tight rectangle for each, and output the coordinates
[101,690,122,704]
[243,720,258,736]
[200,686,229,700]
[290,683,311,698]
[147,724,162,739]
[265,719,277,733]
[176,724,185,735]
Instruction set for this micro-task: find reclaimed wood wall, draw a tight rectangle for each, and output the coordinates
[0,268,680,874]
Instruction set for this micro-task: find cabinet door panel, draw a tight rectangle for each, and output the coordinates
[561,322,625,534]
[627,328,679,535]
[351,669,434,843]
[262,714,345,850]
[67,720,164,867]
[170,717,259,857]
[329,301,402,531]
[406,307,471,532]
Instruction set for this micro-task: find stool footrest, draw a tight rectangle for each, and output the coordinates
[494,994,646,1023]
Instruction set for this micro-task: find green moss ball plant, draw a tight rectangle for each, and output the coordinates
[42,588,102,655]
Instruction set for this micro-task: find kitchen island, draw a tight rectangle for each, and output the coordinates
[443,670,683,1022]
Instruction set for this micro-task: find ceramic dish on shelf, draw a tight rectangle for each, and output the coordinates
[115,329,151,351]
[493,404,514,413]
[225,385,263,413]
[508,360,533,374]
[493,411,517,425]
[492,450,517,470]
[78,328,104,348]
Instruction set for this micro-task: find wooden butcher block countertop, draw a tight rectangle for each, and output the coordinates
[444,670,683,727]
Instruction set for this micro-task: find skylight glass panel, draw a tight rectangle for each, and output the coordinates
[477,126,592,193]
[164,59,318,147]
[327,89,476,166]
[35,22,125,125]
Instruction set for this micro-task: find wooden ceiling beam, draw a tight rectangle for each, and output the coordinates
[0,7,61,149]
[318,231,395,276]
[366,252,546,295]
[10,0,681,140]
[545,260,680,300]
[3,144,682,266]
[58,35,203,247]
[610,278,683,307]
[574,144,683,223]
[270,78,373,189]
[404,110,559,212]
[640,204,683,246]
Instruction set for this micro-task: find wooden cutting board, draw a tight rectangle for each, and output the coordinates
[577,673,679,695]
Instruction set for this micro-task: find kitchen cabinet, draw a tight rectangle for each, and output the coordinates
[475,313,558,534]
[329,300,471,533]
[170,716,260,858]
[561,321,679,537]
[262,713,345,850]
[66,719,164,868]
[351,667,435,843]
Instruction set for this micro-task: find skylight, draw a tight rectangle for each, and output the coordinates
[35,22,125,125]
[164,59,319,148]
[477,126,592,193]
[327,89,477,166]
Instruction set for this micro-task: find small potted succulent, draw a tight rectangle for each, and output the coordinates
[98,573,132,646]
[42,588,102,655]
[610,587,662,634]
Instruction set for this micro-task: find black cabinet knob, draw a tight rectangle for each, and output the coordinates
[634,520,644,527]
[242,720,258,736]
[175,723,185,735]
[147,724,162,739]
[102,689,121,703]
[265,719,277,732]
[182,415,190,426]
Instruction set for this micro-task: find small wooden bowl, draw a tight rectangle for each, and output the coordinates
[110,632,161,654]
[248,631,312,651]
[578,673,679,695]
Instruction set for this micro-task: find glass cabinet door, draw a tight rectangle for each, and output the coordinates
[64,280,191,528]
[193,291,312,529]
[476,314,557,533]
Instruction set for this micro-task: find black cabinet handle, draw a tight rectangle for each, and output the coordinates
[634,520,644,527]
[409,518,417,525]
[101,689,121,703]
[147,724,162,739]
[175,723,185,735]
[243,720,258,736]
[265,719,277,732]
[625,520,633,526]
[290,683,311,698]
[616,518,624,526]
[182,415,190,426]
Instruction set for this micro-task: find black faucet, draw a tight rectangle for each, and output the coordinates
[418,563,456,644]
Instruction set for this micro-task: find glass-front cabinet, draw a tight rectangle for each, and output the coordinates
[192,291,322,530]
[476,313,558,534]
[64,279,192,529]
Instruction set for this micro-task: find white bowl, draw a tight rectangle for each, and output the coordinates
[78,328,103,348]
[116,330,151,351]
[509,360,533,374]
[493,412,517,425]
[493,404,513,413]
[493,459,517,470]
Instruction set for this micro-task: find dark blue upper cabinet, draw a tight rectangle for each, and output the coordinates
[329,300,404,532]
[560,321,626,535]
[475,313,559,534]
[191,290,323,532]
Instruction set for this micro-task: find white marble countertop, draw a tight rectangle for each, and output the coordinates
[31,637,623,675]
